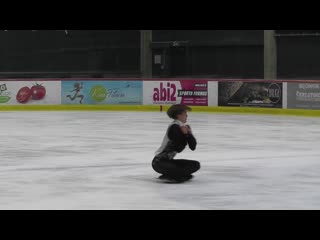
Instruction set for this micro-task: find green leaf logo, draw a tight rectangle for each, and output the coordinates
[90,85,107,102]
[0,96,11,103]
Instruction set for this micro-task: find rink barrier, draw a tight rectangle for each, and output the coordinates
[1,105,320,117]
[2,78,320,117]
[163,106,320,117]
[0,105,162,111]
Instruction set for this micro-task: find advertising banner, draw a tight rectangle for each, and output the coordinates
[218,81,282,108]
[61,81,143,105]
[287,83,320,109]
[143,80,208,106]
[0,81,61,105]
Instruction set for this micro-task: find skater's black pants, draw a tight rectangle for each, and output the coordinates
[152,155,200,178]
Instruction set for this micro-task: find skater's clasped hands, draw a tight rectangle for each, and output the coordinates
[180,125,192,135]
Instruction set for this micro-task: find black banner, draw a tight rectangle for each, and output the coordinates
[218,82,282,108]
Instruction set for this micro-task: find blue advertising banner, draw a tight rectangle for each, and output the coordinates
[61,81,143,105]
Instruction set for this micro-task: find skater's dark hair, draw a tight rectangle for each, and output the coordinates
[167,104,191,119]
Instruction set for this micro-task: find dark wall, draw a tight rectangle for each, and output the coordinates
[152,30,264,78]
[0,30,140,77]
[276,30,320,79]
[189,45,263,78]
[5,30,320,80]
[153,30,263,45]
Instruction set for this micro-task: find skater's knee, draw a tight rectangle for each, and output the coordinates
[152,160,163,174]
[197,161,201,169]
[193,161,201,171]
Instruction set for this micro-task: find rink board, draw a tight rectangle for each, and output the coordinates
[0,105,320,117]
[1,78,320,117]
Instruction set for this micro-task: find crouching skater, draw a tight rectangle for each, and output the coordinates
[152,104,200,183]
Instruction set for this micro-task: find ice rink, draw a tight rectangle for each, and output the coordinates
[1,110,320,209]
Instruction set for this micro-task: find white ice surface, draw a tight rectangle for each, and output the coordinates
[1,111,320,209]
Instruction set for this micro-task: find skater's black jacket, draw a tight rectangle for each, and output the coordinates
[167,124,197,153]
